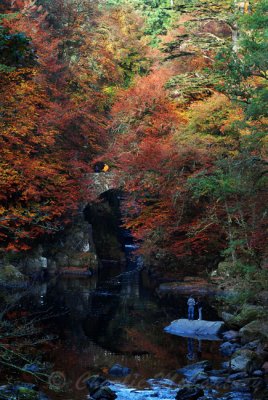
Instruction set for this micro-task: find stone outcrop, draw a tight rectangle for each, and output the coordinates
[0,264,28,287]
[165,319,225,340]
[239,320,268,343]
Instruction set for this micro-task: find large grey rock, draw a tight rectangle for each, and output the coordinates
[220,341,240,356]
[230,350,263,373]
[239,320,268,343]
[165,319,225,340]
[177,361,212,381]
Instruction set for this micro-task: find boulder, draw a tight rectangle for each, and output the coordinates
[230,350,263,373]
[165,319,224,340]
[241,340,260,351]
[209,376,226,385]
[108,363,131,377]
[86,375,116,400]
[228,305,267,328]
[201,20,233,38]
[86,376,108,394]
[221,312,235,325]
[177,361,212,380]
[228,372,248,381]
[220,341,240,356]
[0,264,28,286]
[222,330,240,342]
[239,320,268,343]
[188,372,208,384]
[231,377,265,393]
[176,385,204,400]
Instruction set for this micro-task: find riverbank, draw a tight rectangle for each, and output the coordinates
[153,273,268,400]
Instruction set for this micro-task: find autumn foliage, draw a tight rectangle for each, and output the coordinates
[1,0,267,279]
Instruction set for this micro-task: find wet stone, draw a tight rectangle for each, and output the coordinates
[222,330,240,342]
[209,376,227,385]
[109,363,131,377]
[219,392,252,400]
[208,369,228,376]
[221,361,230,369]
[177,361,212,380]
[228,372,248,380]
[92,386,117,400]
[220,341,240,356]
[241,340,260,351]
[231,377,265,393]
[188,372,208,384]
[252,369,264,377]
[176,385,204,400]
[86,375,109,394]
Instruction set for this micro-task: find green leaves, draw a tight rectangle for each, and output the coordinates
[0,26,36,69]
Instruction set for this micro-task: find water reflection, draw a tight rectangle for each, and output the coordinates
[15,253,223,399]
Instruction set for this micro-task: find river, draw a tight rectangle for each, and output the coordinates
[15,239,225,400]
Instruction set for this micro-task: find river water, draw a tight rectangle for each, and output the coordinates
[17,242,224,400]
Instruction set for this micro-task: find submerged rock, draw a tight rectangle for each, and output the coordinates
[109,363,131,377]
[165,319,224,340]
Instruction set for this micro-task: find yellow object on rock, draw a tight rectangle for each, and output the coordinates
[102,164,109,172]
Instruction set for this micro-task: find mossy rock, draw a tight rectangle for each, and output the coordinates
[68,252,98,268]
[0,264,28,283]
[17,386,38,399]
[228,304,267,328]
[0,384,44,400]
[217,261,233,277]
[239,320,268,344]
[231,349,264,373]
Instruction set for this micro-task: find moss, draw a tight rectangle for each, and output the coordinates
[230,304,267,328]
[240,320,268,343]
[17,387,38,399]
[0,264,27,283]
